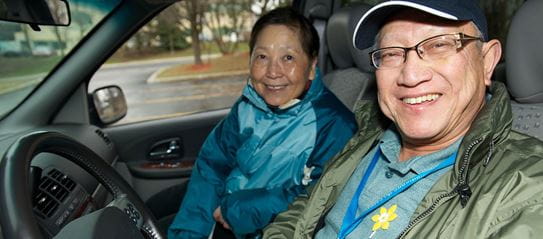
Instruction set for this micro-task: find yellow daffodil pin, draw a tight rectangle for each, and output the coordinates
[369,204,398,238]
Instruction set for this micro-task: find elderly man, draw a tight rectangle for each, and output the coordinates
[263,0,543,238]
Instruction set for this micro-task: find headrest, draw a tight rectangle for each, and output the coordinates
[506,0,543,103]
[307,3,331,19]
[326,4,374,73]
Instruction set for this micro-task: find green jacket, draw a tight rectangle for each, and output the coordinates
[263,82,543,239]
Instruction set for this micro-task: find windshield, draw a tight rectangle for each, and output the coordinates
[0,0,121,118]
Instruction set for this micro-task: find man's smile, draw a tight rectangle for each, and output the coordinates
[401,93,441,105]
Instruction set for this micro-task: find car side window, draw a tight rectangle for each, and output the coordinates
[0,1,120,118]
[89,1,292,125]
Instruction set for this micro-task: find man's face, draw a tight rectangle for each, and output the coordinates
[250,24,317,107]
[375,11,494,147]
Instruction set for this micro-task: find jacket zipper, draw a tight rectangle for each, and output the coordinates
[396,138,483,239]
[456,138,484,207]
[397,190,457,239]
[457,138,483,186]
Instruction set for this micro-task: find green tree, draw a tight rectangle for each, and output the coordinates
[155,10,190,53]
[132,25,153,55]
[181,0,206,64]
[72,9,93,38]
[161,1,206,64]
[205,0,252,55]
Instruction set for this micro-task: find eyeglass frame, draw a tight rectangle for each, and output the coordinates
[369,32,484,69]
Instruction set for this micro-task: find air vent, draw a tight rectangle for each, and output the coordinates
[94,129,112,147]
[33,169,76,218]
[33,191,59,218]
[48,169,76,191]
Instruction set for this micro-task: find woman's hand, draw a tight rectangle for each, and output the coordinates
[213,207,231,230]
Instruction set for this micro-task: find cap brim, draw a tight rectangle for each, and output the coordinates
[352,0,459,49]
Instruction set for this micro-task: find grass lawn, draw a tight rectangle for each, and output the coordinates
[0,80,28,93]
[158,52,250,78]
[0,56,62,78]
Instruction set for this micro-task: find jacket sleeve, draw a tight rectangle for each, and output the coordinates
[306,95,358,182]
[262,195,310,239]
[168,102,241,239]
[486,201,543,238]
[220,186,304,236]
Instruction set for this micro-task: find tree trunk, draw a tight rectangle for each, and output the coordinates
[22,26,33,54]
[169,32,174,55]
[191,24,203,64]
[189,0,203,65]
[53,28,65,56]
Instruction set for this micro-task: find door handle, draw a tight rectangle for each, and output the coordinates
[148,137,183,160]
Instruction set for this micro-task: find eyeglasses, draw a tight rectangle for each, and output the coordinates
[369,33,483,69]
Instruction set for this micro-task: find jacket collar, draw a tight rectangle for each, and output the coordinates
[241,70,325,114]
[352,99,389,137]
[453,81,512,181]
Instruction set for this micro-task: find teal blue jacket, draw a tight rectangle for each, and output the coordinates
[168,74,357,238]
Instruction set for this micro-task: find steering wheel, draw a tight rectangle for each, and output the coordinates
[0,131,164,239]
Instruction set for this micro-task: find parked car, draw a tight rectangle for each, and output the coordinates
[0,0,533,238]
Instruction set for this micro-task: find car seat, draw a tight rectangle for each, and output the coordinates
[322,3,376,111]
[506,0,543,140]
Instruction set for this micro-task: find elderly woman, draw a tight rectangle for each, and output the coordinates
[168,7,357,239]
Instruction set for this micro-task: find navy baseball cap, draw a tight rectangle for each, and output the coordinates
[353,0,488,49]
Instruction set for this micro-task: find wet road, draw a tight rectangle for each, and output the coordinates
[89,57,247,124]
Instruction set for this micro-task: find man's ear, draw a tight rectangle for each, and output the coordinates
[482,39,502,86]
[308,58,318,81]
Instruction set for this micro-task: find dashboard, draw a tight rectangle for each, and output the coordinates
[0,124,117,238]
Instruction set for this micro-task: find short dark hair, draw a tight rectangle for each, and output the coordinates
[249,7,319,60]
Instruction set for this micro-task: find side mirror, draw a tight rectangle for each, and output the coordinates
[0,0,71,26]
[92,86,127,125]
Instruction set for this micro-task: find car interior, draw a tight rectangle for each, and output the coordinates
[506,0,543,140]
[0,0,539,238]
[322,3,376,111]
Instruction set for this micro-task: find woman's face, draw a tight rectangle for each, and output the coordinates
[250,24,317,107]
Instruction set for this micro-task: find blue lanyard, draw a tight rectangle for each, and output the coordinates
[337,148,457,239]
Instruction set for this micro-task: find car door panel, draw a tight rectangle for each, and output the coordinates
[104,108,228,201]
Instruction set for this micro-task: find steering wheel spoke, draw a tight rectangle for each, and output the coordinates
[107,194,144,228]
[0,131,164,239]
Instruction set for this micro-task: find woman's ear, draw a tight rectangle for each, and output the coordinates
[308,58,318,81]
[482,39,502,86]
